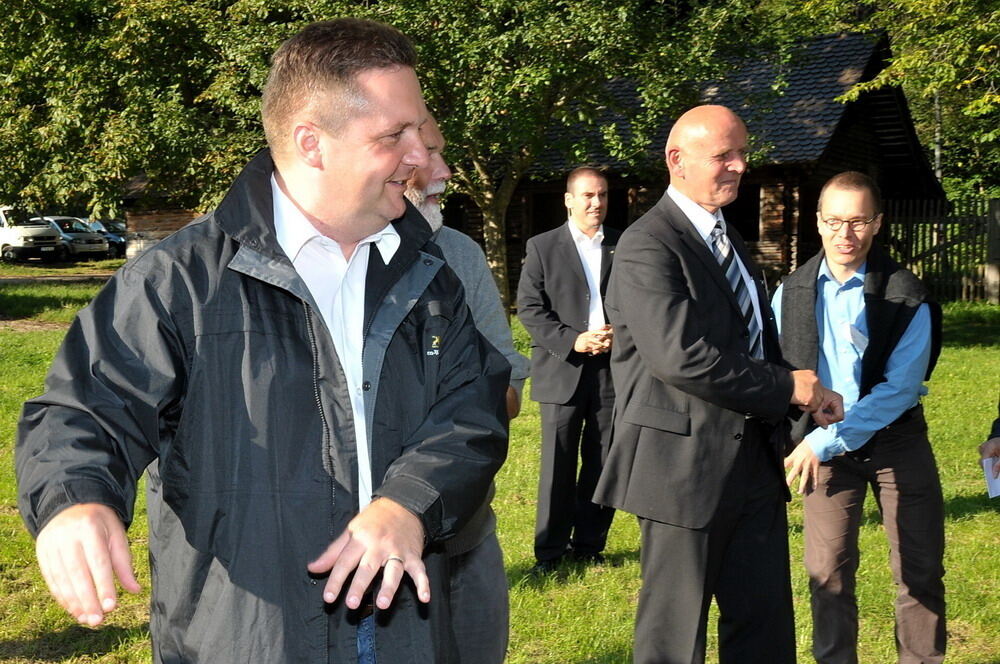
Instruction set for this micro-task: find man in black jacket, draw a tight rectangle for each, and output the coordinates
[775,171,945,664]
[16,19,509,664]
[517,167,619,571]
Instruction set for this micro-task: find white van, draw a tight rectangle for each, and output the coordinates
[0,206,63,261]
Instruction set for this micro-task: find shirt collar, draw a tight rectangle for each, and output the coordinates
[818,258,867,287]
[272,174,401,264]
[667,184,724,243]
[566,218,604,244]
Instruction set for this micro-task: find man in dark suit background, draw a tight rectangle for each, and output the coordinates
[517,166,620,572]
[594,105,843,663]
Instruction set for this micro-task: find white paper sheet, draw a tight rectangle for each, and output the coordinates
[983,458,1000,499]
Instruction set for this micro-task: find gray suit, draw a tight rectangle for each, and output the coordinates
[594,191,796,663]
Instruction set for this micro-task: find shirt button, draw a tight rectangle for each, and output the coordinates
[734,433,743,441]
[362,381,371,391]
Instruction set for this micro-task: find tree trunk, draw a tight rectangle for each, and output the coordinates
[481,201,511,312]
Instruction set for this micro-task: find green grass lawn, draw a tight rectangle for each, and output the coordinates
[0,289,998,663]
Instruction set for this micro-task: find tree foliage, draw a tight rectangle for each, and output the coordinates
[0,0,771,302]
[753,0,999,199]
[1,0,994,300]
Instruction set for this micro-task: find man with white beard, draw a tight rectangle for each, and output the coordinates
[404,117,529,664]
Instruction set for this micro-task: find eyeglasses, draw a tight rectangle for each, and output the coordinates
[819,214,881,232]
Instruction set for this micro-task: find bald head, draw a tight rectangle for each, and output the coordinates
[665,105,748,213]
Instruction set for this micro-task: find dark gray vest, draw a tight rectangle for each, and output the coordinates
[779,243,942,443]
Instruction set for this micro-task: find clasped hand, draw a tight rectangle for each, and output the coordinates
[574,326,613,355]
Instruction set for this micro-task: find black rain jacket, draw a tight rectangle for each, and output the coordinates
[16,150,510,663]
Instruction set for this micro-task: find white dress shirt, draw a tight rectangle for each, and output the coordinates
[271,175,401,509]
[667,185,764,335]
[567,219,607,331]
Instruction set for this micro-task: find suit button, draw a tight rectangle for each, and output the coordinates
[734,433,743,440]
[362,381,371,391]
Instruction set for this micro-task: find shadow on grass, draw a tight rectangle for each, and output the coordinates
[0,623,148,661]
[940,302,1000,348]
[507,549,640,589]
[574,647,633,663]
[0,288,98,320]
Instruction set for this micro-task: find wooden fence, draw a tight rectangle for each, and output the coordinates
[884,198,998,302]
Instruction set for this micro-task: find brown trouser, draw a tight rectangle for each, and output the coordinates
[804,406,946,664]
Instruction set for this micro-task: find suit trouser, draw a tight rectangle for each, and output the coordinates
[535,358,616,561]
[804,408,945,664]
[634,421,795,664]
[448,532,509,664]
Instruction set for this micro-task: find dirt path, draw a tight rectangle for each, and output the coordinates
[0,317,68,332]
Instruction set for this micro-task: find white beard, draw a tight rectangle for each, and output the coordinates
[405,182,446,232]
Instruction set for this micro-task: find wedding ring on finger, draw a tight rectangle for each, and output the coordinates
[384,555,405,567]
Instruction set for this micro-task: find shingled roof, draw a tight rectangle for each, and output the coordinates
[705,32,883,165]
[530,32,889,176]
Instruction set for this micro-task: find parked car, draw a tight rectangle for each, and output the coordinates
[85,218,127,258]
[0,206,62,261]
[34,216,109,259]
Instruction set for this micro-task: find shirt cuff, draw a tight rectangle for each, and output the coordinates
[805,424,845,462]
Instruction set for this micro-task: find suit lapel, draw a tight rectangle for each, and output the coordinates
[657,194,743,316]
[599,230,616,293]
[557,223,589,289]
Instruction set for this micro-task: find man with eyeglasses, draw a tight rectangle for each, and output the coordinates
[773,171,945,664]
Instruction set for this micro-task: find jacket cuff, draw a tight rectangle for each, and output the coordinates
[374,475,444,544]
[24,479,127,538]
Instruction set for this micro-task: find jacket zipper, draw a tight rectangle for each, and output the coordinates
[303,303,337,526]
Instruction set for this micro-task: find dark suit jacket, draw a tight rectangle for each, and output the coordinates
[517,223,621,404]
[991,397,1000,440]
[594,191,793,529]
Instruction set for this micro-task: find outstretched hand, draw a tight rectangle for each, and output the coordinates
[35,503,140,626]
[784,440,821,495]
[307,497,428,611]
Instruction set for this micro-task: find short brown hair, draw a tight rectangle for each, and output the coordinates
[566,166,608,193]
[819,171,883,214]
[261,18,417,153]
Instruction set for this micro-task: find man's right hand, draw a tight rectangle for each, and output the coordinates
[980,437,1000,478]
[35,503,140,627]
[573,327,612,355]
[790,369,844,428]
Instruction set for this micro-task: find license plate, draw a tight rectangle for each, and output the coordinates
[41,246,54,252]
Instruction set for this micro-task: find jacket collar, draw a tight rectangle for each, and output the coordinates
[213,148,433,268]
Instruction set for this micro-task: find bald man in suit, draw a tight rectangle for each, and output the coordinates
[595,105,843,663]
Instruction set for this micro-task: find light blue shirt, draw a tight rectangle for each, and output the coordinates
[772,259,932,461]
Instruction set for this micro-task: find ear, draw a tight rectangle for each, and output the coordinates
[564,191,573,210]
[871,212,884,235]
[666,147,683,177]
[291,122,324,169]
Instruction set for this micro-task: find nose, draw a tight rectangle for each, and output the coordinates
[836,223,855,239]
[435,154,452,182]
[729,153,747,174]
[404,131,430,170]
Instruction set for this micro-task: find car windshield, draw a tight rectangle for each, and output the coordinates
[56,220,91,233]
[107,222,126,233]
[8,210,40,225]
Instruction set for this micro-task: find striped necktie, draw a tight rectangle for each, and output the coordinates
[710,221,763,359]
